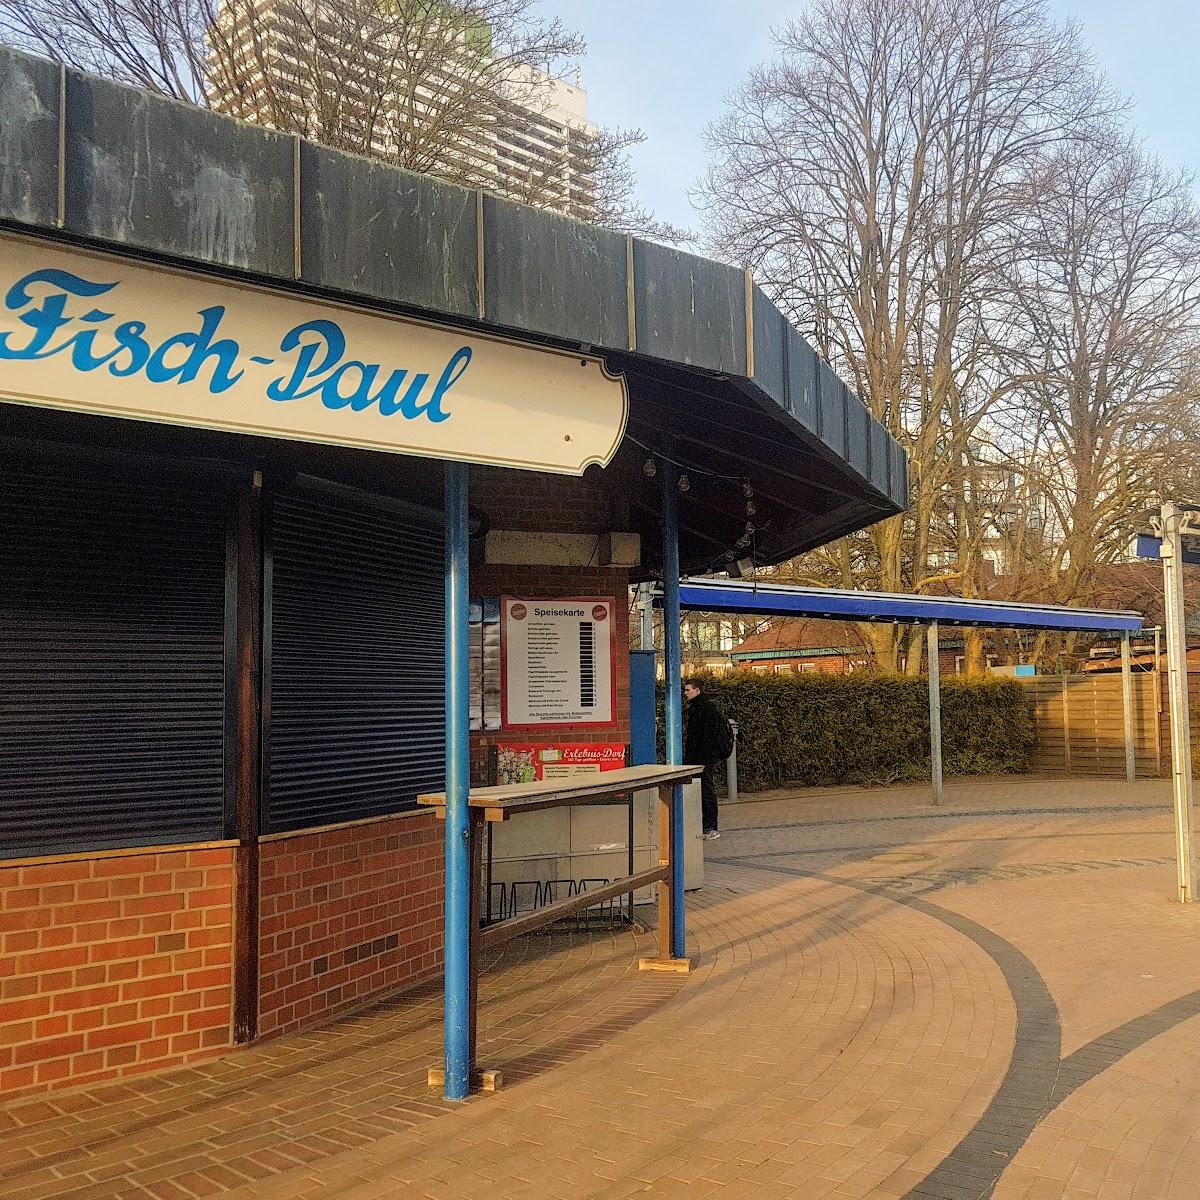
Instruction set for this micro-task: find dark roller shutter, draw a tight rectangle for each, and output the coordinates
[0,449,231,858]
[264,486,444,833]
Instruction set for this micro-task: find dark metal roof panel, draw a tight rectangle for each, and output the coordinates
[750,283,786,408]
[817,363,847,458]
[784,323,819,432]
[847,397,870,482]
[483,194,629,347]
[632,240,746,374]
[63,68,295,276]
[0,46,58,226]
[890,439,909,505]
[870,420,892,495]
[300,141,480,319]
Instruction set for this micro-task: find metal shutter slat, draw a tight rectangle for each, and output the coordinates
[0,455,228,858]
[265,491,445,834]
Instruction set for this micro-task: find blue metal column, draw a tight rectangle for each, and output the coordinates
[629,650,659,767]
[442,461,471,1099]
[660,459,687,959]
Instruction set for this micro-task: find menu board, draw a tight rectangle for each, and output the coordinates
[495,743,626,785]
[468,599,502,731]
[501,596,617,728]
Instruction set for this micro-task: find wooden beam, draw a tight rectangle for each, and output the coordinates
[231,477,263,1045]
[480,865,669,949]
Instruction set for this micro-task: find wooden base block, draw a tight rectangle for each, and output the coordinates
[638,956,693,974]
[427,1066,503,1093]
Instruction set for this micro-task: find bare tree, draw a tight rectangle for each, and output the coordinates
[0,0,679,236]
[698,0,1112,670]
[993,131,1200,664]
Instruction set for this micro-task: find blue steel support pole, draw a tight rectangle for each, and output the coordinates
[442,461,471,1099]
[660,458,687,960]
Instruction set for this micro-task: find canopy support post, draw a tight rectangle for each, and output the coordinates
[660,456,687,960]
[928,621,943,807]
[1162,503,1196,903]
[1121,631,1136,784]
[442,461,472,1097]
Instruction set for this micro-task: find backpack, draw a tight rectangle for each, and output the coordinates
[714,714,735,761]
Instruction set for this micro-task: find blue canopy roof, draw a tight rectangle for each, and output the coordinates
[669,579,1143,633]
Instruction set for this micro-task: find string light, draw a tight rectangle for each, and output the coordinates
[634,441,764,579]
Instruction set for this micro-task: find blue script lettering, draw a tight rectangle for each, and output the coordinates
[0,264,467,423]
[0,268,116,360]
[0,268,242,392]
[143,307,243,393]
[268,319,467,422]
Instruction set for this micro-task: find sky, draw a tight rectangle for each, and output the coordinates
[550,0,1200,238]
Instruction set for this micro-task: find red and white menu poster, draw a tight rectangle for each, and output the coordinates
[496,743,626,785]
[501,596,617,728]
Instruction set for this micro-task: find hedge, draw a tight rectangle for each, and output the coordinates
[665,672,1035,792]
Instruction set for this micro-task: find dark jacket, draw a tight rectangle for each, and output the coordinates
[684,693,726,765]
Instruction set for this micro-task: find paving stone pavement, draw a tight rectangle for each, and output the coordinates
[4,776,1200,1200]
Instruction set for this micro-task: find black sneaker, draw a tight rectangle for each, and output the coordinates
[702,829,720,841]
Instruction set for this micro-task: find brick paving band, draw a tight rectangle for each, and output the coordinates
[718,817,1200,1200]
[3,778,1199,1200]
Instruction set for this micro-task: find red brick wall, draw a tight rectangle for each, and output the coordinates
[470,564,633,778]
[473,464,630,536]
[257,812,443,1038]
[0,846,234,1100]
[469,464,637,775]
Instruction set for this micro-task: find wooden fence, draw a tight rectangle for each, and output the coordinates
[1021,671,1171,778]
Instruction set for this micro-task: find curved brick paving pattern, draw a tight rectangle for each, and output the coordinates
[4,778,1200,1199]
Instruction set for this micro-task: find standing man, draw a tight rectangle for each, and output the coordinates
[684,678,731,841]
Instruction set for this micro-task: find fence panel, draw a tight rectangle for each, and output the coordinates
[1156,674,1200,772]
[1022,672,1162,778]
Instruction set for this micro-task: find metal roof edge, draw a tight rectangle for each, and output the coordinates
[0,44,909,513]
[670,579,1144,633]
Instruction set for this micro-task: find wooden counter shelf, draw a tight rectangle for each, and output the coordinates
[416,763,704,820]
[418,762,702,1093]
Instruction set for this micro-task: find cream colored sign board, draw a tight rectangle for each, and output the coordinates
[0,234,628,474]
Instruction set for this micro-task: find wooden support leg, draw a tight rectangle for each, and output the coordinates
[468,807,483,1075]
[639,783,692,974]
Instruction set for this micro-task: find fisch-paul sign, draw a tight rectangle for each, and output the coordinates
[0,233,628,475]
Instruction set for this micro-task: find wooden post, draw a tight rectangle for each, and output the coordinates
[1062,678,1072,775]
[468,808,484,1076]
[1156,664,1165,778]
[232,476,262,1046]
[639,782,692,973]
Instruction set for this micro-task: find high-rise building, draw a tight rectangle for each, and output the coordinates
[207,1,601,220]
[492,66,600,219]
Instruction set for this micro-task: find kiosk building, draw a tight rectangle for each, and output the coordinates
[0,46,906,1100]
